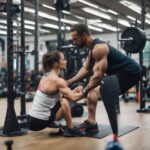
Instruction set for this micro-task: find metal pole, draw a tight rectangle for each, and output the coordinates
[0,0,27,136]
[137,0,150,112]
[6,0,14,113]
[56,1,64,50]
[57,8,63,50]
[34,0,39,88]
[16,18,20,80]
[141,0,145,30]
[139,0,145,109]
[20,0,26,116]
[34,0,39,90]
[116,15,120,51]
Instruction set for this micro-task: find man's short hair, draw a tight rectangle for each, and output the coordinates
[70,23,90,36]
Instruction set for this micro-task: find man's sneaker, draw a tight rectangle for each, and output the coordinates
[63,126,85,137]
[77,120,99,134]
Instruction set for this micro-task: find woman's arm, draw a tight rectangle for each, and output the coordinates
[57,78,83,101]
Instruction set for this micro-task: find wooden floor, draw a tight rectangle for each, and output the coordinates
[0,98,150,150]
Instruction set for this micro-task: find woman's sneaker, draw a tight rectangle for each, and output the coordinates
[63,126,85,137]
[77,120,99,134]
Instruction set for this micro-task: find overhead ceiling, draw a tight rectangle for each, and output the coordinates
[0,0,150,36]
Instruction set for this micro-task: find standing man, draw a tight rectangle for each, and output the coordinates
[67,23,142,134]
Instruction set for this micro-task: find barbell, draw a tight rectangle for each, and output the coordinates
[119,27,147,53]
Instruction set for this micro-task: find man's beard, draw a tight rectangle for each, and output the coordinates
[77,41,86,48]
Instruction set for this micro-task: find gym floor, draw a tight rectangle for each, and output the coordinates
[0,98,150,150]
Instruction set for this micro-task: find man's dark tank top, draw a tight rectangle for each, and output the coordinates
[88,38,141,76]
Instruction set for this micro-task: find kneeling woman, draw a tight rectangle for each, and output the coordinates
[28,51,84,137]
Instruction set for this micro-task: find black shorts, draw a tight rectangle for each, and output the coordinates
[116,72,142,94]
[27,101,61,131]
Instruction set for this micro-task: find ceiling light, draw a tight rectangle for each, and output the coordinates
[40,29,50,33]
[99,7,108,12]
[108,9,118,15]
[0,30,7,35]
[39,12,58,21]
[13,30,32,35]
[61,19,78,24]
[73,15,85,20]
[70,0,78,3]
[87,20,119,32]
[24,25,35,30]
[24,20,35,25]
[120,0,141,14]
[78,0,118,16]
[43,23,70,30]
[120,1,150,25]
[88,25,103,32]
[0,0,21,5]
[88,19,102,24]
[78,0,99,9]
[13,0,20,5]
[42,4,55,10]
[62,26,71,30]
[13,30,17,34]
[0,25,7,29]
[0,25,33,30]
[0,32,25,36]
[146,13,150,19]
[0,20,19,26]
[145,19,150,25]
[62,10,71,15]
[2,12,7,15]
[43,24,59,29]
[25,31,32,35]
[42,4,71,15]
[96,23,119,32]
[0,20,35,30]
[127,15,141,23]
[24,7,35,13]
[82,7,112,20]
[0,20,7,24]
[17,17,35,25]
[39,12,77,25]
[24,7,81,24]
[13,22,18,26]
[118,19,130,27]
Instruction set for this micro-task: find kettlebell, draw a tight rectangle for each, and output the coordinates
[70,102,84,117]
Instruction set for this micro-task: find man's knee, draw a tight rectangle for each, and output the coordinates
[87,90,99,103]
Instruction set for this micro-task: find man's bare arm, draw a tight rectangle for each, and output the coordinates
[67,56,89,85]
[83,44,108,95]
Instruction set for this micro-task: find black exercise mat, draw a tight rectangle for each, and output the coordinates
[48,123,139,139]
[85,124,139,139]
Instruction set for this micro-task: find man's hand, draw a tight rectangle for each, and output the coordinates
[74,85,88,99]
[66,80,71,86]
[73,85,84,93]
